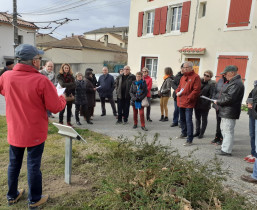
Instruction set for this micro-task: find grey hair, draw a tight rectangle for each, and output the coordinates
[183,61,194,68]
[142,67,149,72]
[19,60,33,66]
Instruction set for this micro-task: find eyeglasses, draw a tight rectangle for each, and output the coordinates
[142,71,147,73]
[204,74,210,78]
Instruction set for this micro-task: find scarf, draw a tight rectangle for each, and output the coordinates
[163,75,170,80]
[134,80,143,109]
[43,69,55,81]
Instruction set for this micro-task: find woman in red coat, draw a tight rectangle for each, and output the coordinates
[142,67,153,121]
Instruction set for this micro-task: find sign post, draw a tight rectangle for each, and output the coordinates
[53,123,86,184]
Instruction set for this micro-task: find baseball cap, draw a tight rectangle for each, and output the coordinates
[15,44,44,61]
[220,65,238,74]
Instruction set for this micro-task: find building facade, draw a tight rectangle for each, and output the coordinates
[0,12,37,67]
[127,0,257,100]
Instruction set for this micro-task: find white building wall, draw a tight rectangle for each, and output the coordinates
[127,0,257,101]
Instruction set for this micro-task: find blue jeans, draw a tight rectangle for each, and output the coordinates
[7,142,45,203]
[249,117,256,157]
[173,100,180,125]
[180,108,194,143]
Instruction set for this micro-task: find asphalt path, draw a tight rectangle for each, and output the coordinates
[0,95,256,202]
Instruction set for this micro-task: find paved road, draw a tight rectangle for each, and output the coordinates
[0,95,256,201]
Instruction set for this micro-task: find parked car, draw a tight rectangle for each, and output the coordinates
[95,73,119,101]
[151,80,159,99]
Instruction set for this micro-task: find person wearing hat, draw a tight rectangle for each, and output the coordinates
[0,44,66,208]
[0,61,14,76]
[214,65,244,156]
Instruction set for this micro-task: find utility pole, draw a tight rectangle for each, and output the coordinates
[13,0,18,55]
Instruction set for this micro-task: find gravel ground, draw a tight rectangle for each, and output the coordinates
[1,95,257,202]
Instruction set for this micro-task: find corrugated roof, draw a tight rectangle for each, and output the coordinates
[0,12,37,29]
[84,26,128,34]
[37,36,127,53]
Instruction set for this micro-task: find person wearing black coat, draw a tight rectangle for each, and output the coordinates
[193,70,215,138]
[115,65,136,124]
[57,63,76,126]
[85,68,97,117]
[84,71,96,124]
[215,65,245,156]
[97,67,117,116]
[130,72,148,131]
[74,72,89,125]
[171,64,184,127]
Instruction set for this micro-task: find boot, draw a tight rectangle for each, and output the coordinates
[159,115,164,121]
[163,117,168,122]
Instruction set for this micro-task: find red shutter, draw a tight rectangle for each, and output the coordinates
[216,55,248,82]
[180,1,191,32]
[138,12,144,37]
[160,6,168,34]
[149,0,154,1]
[227,0,252,27]
[141,57,146,70]
[153,8,161,35]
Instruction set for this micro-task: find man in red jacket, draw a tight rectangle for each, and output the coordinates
[176,61,201,146]
[0,44,66,208]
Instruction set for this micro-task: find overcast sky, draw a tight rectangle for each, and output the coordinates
[2,0,131,39]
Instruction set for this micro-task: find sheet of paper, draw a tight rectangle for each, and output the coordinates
[200,95,216,102]
[56,83,66,96]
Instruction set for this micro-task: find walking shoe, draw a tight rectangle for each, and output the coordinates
[147,118,152,122]
[101,113,106,116]
[211,137,219,144]
[67,122,73,127]
[241,175,257,184]
[170,123,178,127]
[247,157,256,163]
[28,194,49,209]
[8,189,25,206]
[133,125,137,129]
[76,121,82,126]
[193,133,200,137]
[179,134,187,139]
[159,115,164,121]
[113,113,118,117]
[123,121,128,125]
[198,134,204,139]
[162,117,169,122]
[215,140,222,145]
[87,121,93,124]
[245,167,254,173]
[141,127,148,131]
[244,155,252,161]
[216,150,231,156]
[183,142,192,146]
[116,120,122,125]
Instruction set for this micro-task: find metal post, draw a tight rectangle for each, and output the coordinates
[13,0,18,58]
[65,136,72,184]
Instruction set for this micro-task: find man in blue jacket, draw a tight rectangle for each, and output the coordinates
[97,67,117,116]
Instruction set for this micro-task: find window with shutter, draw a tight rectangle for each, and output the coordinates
[146,11,155,34]
[180,1,191,32]
[141,57,158,79]
[216,55,248,82]
[226,0,252,28]
[137,12,144,37]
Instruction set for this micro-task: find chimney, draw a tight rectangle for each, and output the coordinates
[72,33,74,37]
[104,34,108,47]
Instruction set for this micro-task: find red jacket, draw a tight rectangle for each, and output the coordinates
[0,63,66,147]
[176,71,201,108]
[143,75,152,98]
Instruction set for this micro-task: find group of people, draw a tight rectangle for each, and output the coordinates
[0,43,257,209]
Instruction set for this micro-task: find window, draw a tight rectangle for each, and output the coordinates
[171,6,182,31]
[199,2,207,18]
[146,11,155,34]
[145,58,158,79]
[226,0,252,28]
[18,35,23,44]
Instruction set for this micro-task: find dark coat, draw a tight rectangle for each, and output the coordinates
[248,86,257,119]
[195,79,215,110]
[129,80,148,106]
[116,73,136,99]
[160,76,174,97]
[57,73,76,101]
[172,71,183,100]
[217,74,245,119]
[97,74,115,98]
[85,77,96,107]
[75,80,88,105]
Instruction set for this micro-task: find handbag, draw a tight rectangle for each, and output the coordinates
[65,94,75,102]
[142,97,149,107]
